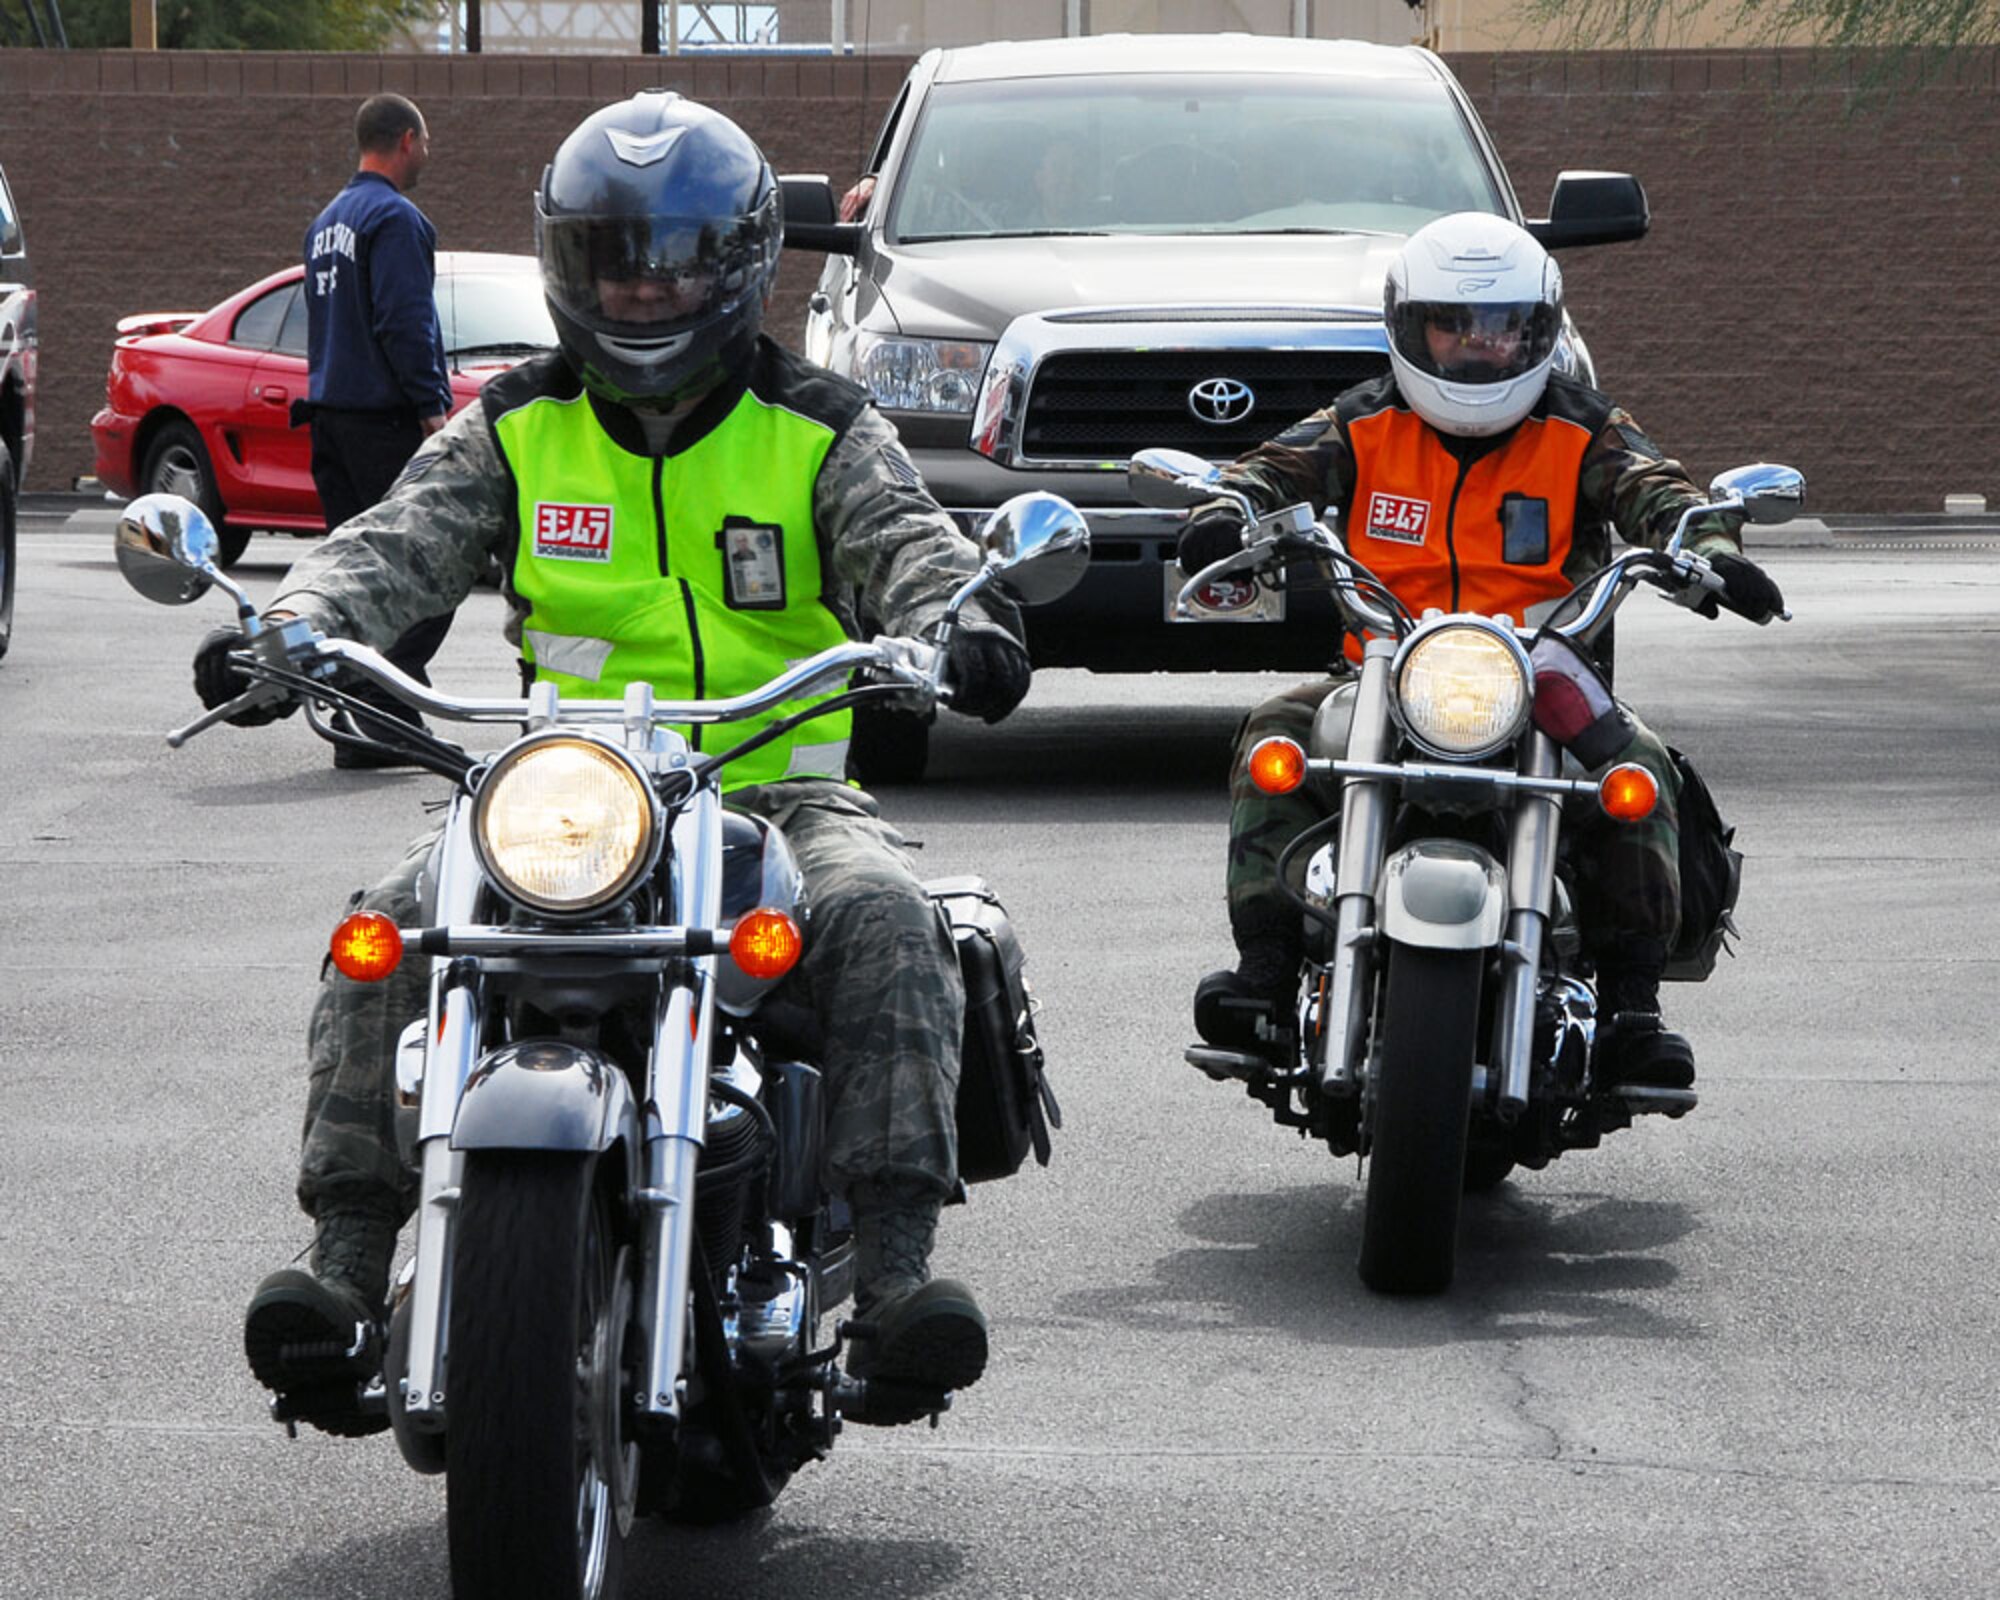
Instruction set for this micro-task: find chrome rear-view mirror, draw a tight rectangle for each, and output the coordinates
[1126,447,1220,511]
[979,491,1090,606]
[114,492,221,605]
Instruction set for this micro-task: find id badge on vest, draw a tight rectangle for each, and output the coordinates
[1500,494,1551,566]
[718,517,786,610]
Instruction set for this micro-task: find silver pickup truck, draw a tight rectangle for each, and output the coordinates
[0,160,32,660]
[781,34,1645,778]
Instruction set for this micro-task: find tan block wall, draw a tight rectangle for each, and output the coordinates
[1,45,1994,513]
[1474,49,2000,516]
[1430,0,1783,53]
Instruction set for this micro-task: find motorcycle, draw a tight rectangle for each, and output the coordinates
[1130,448,1800,1295]
[114,488,1088,1600]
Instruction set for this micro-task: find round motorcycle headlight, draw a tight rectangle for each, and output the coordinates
[1393,622,1532,760]
[472,736,659,915]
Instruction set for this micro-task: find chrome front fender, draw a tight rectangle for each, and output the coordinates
[1376,841,1508,952]
[451,1040,642,1189]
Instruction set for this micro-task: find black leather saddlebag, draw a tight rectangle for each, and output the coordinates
[925,875,1060,1183]
[1664,746,1744,983]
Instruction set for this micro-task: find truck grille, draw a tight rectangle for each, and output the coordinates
[1020,349,1391,462]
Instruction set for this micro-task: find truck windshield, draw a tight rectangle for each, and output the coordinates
[888,73,1504,243]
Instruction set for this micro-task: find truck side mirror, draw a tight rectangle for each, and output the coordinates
[779,175,863,257]
[1527,172,1649,250]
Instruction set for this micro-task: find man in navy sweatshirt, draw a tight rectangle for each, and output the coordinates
[301,93,455,768]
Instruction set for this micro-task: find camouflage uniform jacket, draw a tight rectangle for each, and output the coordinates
[270,338,1019,659]
[1210,371,1746,592]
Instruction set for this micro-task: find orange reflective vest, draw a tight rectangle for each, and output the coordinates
[1337,381,1610,650]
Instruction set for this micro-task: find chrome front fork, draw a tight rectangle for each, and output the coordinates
[1310,662,1565,1119]
[1315,642,1395,1097]
[396,782,727,1434]
[398,805,485,1432]
[1492,731,1564,1121]
[635,784,722,1427]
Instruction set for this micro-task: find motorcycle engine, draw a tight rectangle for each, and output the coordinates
[697,1093,765,1281]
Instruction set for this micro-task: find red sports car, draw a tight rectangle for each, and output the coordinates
[91,251,554,565]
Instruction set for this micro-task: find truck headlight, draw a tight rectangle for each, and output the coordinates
[1392,621,1532,761]
[855,333,992,413]
[472,735,660,916]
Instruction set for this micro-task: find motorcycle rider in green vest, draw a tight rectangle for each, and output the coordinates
[193,93,1032,1435]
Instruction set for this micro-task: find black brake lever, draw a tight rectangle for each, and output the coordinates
[681,681,918,790]
[229,660,475,782]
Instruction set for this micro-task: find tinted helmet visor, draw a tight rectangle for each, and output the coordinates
[539,199,778,339]
[1389,299,1560,384]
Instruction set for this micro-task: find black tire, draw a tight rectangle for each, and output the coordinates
[1358,944,1483,1295]
[446,1152,634,1600]
[1461,1146,1516,1194]
[0,439,15,662]
[660,1459,788,1527]
[847,701,932,786]
[216,523,253,566]
[139,417,251,566]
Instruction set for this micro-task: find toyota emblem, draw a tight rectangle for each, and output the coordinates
[1187,376,1255,427]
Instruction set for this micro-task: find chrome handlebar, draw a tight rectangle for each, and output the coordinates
[169,630,943,750]
[124,481,1092,751]
[1169,486,1769,646]
[327,633,941,725]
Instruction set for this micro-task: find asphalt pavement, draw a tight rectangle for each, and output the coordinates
[2,519,1997,1599]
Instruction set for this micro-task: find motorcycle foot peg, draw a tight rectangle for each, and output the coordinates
[831,1373,953,1428]
[268,1378,391,1439]
[1616,1085,1699,1118]
[1184,1045,1271,1083]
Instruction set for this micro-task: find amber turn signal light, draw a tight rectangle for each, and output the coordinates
[330,911,404,982]
[730,908,803,980]
[1598,762,1659,822]
[1247,736,1308,796]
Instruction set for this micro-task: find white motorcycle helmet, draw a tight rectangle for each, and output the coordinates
[1384,212,1563,438]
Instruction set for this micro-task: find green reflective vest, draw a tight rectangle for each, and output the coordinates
[488,376,851,790]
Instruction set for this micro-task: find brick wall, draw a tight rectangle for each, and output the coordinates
[1,46,1994,513]
[1468,50,2000,518]
[0,49,906,494]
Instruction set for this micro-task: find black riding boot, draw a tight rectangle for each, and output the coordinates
[1193,905,1302,1052]
[1592,964,1697,1092]
[243,1200,400,1436]
[844,1178,988,1426]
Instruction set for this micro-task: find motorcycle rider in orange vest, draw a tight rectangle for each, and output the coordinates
[1179,213,1785,1094]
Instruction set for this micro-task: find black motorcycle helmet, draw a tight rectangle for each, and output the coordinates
[535,92,781,409]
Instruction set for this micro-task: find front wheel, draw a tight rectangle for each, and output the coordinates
[1358,944,1482,1295]
[1462,1146,1516,1194]
[446,1152,636,1600]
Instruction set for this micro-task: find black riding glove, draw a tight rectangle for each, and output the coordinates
[1697,551,1786,623]
[192,626,297,725]
[1175,501,1249,575]
[945,623,1032,724]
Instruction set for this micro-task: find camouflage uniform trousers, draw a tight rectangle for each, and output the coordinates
[1225,675,1684,966]
[297,777,965,1226]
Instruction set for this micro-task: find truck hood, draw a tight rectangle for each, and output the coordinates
[867,232,1406,339]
